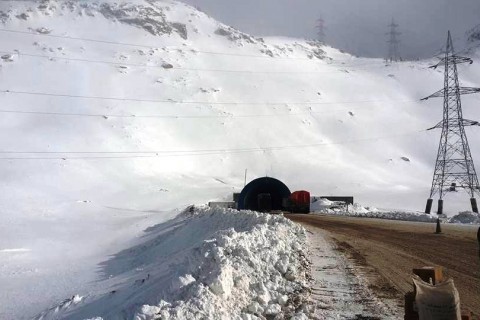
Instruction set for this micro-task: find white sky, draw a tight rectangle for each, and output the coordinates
[181,0,480,59]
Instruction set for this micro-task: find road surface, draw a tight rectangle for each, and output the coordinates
[286,214,480,315]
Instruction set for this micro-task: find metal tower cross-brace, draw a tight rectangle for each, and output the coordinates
[316,17,326,42]
[423,31,480,215]
[386,18,401,62]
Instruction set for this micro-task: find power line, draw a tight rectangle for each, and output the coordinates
[0,129,426,160]
[0,28,333,61]
[316,17,326,42]
[422,31,480,214]
[386,18,401,62]
[0,49,386,72]
[0,28,162,49]
[1,90,417,106]
[0,99,415,119]
[0,108,367,119]
[1,50,380,74]
[0,28,402,67]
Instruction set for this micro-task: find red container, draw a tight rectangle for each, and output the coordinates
[290,191,310,205]
[289,191,310,213]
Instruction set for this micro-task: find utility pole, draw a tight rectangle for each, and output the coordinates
[423,31,480,215]
[316,17,326,42]
[386,18,401,62]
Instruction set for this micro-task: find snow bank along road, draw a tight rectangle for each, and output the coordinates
[286,214,480,316]
[33,207,314,320]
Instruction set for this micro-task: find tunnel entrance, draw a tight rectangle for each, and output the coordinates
[238,177,291,212]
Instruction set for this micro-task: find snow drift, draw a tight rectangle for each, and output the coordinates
[311,198,437,223]
[37,207,311,320]
[311,200,480,224]
[448,211,480,224]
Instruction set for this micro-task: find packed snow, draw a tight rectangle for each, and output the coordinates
[448,211,480,224]
[0,0,479,318]
[311,198,437,223]
[311,198,480,224]
[305,225,401,319]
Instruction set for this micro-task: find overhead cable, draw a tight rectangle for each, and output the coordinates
[0,90,417,106]
[0,50,379,74]
[0,129,427,160]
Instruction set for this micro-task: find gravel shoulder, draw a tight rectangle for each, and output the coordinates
[286,214,480,316]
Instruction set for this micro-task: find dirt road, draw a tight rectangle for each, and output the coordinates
[286,214,480,315]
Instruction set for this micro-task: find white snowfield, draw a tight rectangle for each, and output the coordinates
[0,0,479,318]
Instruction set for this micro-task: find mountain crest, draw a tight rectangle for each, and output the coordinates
[1,0,190,39]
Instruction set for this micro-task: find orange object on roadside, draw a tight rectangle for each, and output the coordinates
[290,191,310,205]
[289,191,310,214]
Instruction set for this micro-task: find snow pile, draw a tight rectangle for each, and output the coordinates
[335,209,437,223]
[312,202,437,223]
[133,207,311,320]
[448,211,480,224]
[311,197,376,215]
[313,202,480,224]
[310,198,335,212]
[310,197,479,224]
[43,207,312,319]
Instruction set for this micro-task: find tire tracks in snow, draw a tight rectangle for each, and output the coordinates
[303,226,401,319]
[287,214,480,317]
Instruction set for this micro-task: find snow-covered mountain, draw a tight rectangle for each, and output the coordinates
[2,0,479,211]
[0,0,480,318]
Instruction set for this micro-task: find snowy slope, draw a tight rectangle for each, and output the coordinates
[0,0,479,318]
[0,0,477,211]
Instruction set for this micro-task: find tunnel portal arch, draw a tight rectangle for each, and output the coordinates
[238,177,291,211]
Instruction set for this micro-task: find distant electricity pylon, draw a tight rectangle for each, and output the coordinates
[386,18,400,62]
[422,31,480,215]
[316,17,326,42]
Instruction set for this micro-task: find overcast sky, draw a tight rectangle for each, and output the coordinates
[181,0,480,59]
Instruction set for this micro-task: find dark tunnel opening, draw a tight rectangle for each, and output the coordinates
[238,177,291,211]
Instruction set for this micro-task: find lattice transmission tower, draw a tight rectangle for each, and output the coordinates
[316,17,326,42]
[423,31,480,215]
[386,18,400,62]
